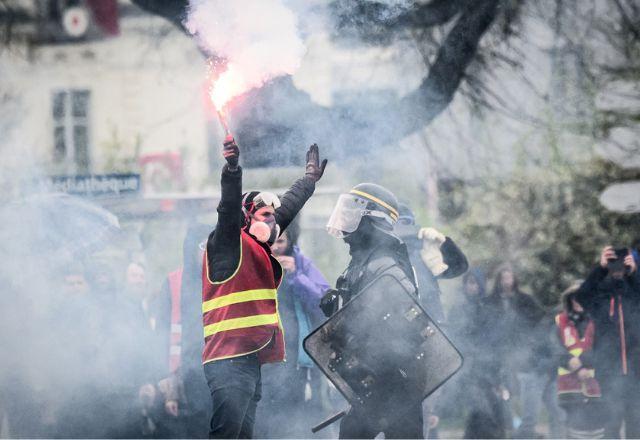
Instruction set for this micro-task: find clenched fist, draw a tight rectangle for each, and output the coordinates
[223,135,239,170]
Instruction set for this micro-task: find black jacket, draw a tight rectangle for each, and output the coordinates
[575,265,640,379]
[329,230,417,316]
[396,226,468,323]
[206,165,316,282]
[482,290,547,374]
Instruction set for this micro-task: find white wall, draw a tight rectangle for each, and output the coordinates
[1,11,213,191]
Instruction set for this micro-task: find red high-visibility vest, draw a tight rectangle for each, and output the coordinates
[201,230,285,364]
[556,312,601,398]
[168,269,183,373]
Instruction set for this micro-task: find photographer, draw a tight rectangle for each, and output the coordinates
[575,246,640,438]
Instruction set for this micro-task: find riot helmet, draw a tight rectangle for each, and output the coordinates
[327,183,399,238]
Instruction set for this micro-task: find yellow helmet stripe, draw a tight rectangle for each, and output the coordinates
[349,189,399,220]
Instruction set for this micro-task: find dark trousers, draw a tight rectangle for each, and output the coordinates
[600,375,640,438]
[204,353,262,439]
[255,365,323,438]
[563,401,605,438]
[339,404,424,439]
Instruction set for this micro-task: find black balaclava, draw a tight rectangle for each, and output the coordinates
[344,216,396,257]
[563,291,585,323]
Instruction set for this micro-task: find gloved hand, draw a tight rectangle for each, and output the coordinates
[418,227,446,245]
[418,227,448,276]
[305,143,328,183]
[222,135,239,170]
[320,288,339,317]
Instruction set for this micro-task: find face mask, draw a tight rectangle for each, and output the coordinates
[249,217,280,245]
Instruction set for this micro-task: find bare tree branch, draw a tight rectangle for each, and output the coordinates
[614,0,640,40]
[130,0,188,30]
[125,0,502,155]
[395,0,500,137]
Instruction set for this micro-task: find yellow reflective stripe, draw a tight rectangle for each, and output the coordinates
[558,367,571,376]
[203,313,279,337]
[202,289,277,314]
[349,189,399,220]
[558,367,595,377]
[569,348,583,357]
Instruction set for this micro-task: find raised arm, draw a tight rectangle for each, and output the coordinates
[206,136,243,283]
[275,144,327,232]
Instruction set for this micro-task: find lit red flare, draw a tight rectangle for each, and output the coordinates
[210,64,247,111]
[217,110,231,136]
[207,60,246,136]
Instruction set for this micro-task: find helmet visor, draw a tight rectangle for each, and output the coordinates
[326,194,368,238]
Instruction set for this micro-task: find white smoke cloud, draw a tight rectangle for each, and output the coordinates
[185,0,306,109]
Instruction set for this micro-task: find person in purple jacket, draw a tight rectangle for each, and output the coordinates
[254,220,330,438]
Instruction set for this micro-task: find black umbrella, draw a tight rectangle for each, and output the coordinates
[0,193,121,260]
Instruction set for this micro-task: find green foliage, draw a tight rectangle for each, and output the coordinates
[447,159,640,307]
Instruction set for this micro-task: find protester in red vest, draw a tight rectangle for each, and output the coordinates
[553,284,604,438]
[202,136,327,439]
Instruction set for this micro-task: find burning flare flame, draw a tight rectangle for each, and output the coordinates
[209,63,247,112]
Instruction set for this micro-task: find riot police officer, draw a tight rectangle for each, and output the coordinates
[321,183,423,439]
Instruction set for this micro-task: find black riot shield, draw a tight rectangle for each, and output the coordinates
[304,273,463,426]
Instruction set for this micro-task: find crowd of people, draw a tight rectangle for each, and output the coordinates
[1,135,639,440]
[446,247,640,439]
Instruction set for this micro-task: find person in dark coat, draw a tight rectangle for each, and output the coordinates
[255,222,330,438]
[446,268,508,439]
[321,183,423,439]
[575,246,640,438]
[483,264,546,438]
[394,204,468,325]
[393,204,468,437]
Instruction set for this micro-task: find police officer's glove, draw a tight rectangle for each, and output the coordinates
[320,288,340,317]
[222,135,239,171]
[305,143,328,183]
[418,227,448,276]
[418,227,446,245]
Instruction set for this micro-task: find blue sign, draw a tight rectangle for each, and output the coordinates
[42,174,141,197]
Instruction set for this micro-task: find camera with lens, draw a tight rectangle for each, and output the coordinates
[607,247,629,274]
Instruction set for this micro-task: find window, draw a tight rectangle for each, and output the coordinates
[52,89,91,173]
